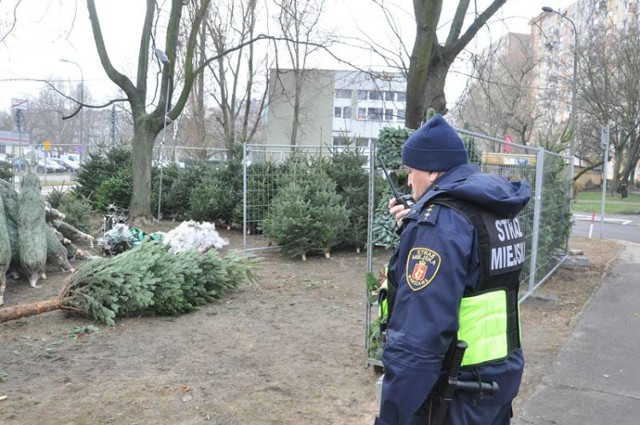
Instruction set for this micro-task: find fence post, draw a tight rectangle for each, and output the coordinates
[527,147,546,296]
[365,138,376,352]
[242,143,249,252]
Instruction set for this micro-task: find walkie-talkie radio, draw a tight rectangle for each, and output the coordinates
[377,156,414,209]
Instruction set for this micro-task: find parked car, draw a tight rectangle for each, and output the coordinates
[51,157,80,172]
[61,154,81,163]
[36,159,66,173]
[12,157,27,171]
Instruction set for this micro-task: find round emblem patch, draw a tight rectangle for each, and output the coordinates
[405,247,441,291]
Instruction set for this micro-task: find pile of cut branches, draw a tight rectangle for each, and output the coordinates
[0,241,256,326]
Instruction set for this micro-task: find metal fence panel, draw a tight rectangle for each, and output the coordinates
[168,134,572,362]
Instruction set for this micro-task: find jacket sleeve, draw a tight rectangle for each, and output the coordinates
[377,210,477,425]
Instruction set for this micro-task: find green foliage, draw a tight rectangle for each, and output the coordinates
[244,159,287,233]
[376,127,413,169]
[71,325,100,336]
[263,163,350,259]
[188,145,244,226]
[372,187,401,248]
[0,195,11,274]
[161,162,210,219]
[74,147,131,209]
[0,161,12,182]
[18,173,47,279]
[93,169,133,213]
[57,193,94,234]
[372,127,412,248]
[574,191,640,214]
[537,125,573,155]
[460,123,482,165]
[324,145,370,250]
[189,175,236,224]
[63,242,255,326]
[368,318,384,360]
[45,186,65,209]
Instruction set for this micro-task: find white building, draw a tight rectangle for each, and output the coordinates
[266,69,406,148]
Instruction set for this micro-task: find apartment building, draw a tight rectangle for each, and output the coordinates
[266,69,406,148]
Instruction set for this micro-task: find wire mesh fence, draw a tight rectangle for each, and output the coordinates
[455,129,571,301]
[147,130,572,364]
[241,132,571,305]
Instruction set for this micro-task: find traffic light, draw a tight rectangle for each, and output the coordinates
[14,109,25,133]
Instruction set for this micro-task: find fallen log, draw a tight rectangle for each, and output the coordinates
[52,220,94,247]
[0,298,63,322]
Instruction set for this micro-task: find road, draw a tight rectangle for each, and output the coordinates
[11,173,77,194]
[572,212,640,243]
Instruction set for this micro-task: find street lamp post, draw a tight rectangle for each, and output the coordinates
[61,59,84,162]
[542,6,579,170]
[155,48,171,220]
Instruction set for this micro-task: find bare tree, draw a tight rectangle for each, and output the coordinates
[85,0,279,221]
[452,33,538,146]
[205,0,270,149]
[0,0,23,43]
[578,6,640,189]
[26,83,79,158]
[403,0,507,128]
[273,0,328,146]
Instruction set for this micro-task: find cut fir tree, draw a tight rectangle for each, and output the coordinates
[0,241,256,326]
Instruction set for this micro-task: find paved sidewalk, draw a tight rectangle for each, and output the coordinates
[514,241,640,424]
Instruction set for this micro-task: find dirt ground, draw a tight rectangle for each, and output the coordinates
[0,226,623,425]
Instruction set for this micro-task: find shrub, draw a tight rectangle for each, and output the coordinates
[372,127,413,248]
[263,166,349,260]
[188,175,237,225]
[45,186,66,209]
[324,145,370,251]
[74,147,131,209]
[188,145,243,227]
[57,193,94,234]
[93,169,133,214]
[244,159,286,234]
[0,161,12,182]
[161,161,210,219]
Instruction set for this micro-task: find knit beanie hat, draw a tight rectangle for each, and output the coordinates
[402,114,468,172]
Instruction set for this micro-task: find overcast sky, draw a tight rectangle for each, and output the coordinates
[0,0,575,115]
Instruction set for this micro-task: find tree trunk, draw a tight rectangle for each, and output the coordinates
[424,57,450,117]
[0,298,62,322]
[405,0,442,129]
[290,71,302,146]
[129,116,158,221]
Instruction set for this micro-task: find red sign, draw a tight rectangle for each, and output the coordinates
[503,134,514,153]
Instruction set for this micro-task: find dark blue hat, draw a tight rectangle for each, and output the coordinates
[402,114,468,172]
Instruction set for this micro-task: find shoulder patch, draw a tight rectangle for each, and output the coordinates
[417,204,441,226]
[405,247,442,291]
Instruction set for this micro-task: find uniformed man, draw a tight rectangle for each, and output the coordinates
[374,114,531,425]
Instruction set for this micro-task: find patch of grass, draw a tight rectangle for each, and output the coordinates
[573,190,640,215]
[71,325,100,337]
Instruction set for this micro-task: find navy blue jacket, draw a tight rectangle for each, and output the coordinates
[376,164,531,425]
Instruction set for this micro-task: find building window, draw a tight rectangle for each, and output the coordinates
[397,109,406,120]
[335,89,352,99]
[367,107,383,120]
[384,91,395,101]
[384,109,394,121]
[396,91,406,102]
[334,106,352,119]
[357,107,367,120]
[358,90,368,100]
[368,91,383,100]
